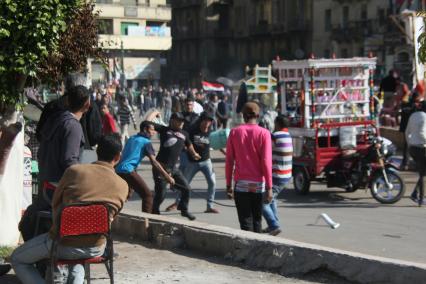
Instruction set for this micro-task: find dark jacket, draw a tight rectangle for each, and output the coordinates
[38,110,84,182]
[80,101,102,148]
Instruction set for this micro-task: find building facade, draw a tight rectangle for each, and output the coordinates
[311,0,424,86]
[169,0,423,87]
[90,0,172,88]
[169,0,313,86]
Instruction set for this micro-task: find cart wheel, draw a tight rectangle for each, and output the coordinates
[293,166,311,195]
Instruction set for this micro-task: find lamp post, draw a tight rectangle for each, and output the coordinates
[120,40,126,88]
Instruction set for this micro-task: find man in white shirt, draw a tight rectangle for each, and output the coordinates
[405,101,426,206]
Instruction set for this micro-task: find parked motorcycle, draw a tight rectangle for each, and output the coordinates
[325,137,405,204]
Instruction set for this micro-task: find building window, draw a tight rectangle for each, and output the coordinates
[361,4,367,20]
[146,21,164,27]
[121,22,139,35]
[378,8,385,25]
[97,19,113,35]
[120,0,136,4]
[342,6,349,28]
[359,47,364,56]
[325,9,331,31]
[324,49,330,58]
[341,48,348,58]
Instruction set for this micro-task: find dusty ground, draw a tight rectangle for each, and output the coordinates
[1,240,353,284]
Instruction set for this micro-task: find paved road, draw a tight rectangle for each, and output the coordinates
[124,136,425,264]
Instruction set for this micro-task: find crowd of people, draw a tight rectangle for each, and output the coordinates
[15,79,293,283]
[13,68,426,283]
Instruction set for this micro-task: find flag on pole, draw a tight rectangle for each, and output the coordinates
[202,81,225,92]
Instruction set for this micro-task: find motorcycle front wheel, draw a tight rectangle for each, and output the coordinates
[370,169,405,204]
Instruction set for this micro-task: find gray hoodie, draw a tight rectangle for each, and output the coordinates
[38,110,84,182]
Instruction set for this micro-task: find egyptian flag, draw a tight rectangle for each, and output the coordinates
[202,81,225,92]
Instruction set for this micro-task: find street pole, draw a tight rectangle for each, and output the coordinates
[120,40,125,88]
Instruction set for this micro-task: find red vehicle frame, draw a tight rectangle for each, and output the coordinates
[293,120,377,181]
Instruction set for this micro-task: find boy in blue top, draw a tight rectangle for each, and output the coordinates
[116,121,174,213]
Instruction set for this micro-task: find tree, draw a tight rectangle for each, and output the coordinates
[0,0,81,108]
[38,2,106,85]
[0,0,104,247]
[418,30,426,64]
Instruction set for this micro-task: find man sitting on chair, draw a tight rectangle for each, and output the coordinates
[11,134,128,284]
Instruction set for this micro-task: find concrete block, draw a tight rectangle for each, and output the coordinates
[155,233,184,250]
[112,211,426,284]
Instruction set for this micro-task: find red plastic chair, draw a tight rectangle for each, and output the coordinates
[50,202,114,284]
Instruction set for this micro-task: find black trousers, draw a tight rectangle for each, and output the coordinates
[409,146,426,203]
[152,167,190,214]
[234,191,263,233]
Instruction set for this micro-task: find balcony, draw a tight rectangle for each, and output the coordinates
[249,21,272,36]
[95,2,171,20]
[98,34,171,50]
[331,20,378,42]
[287,19,312,32]
[271,23,286,34]
[213,29,233,38]
[173,0,201,8]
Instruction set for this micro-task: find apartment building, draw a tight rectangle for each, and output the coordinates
[169,0,313,86]
[169,0,423,86]
[90,0,172,87]
[311,0,424,85]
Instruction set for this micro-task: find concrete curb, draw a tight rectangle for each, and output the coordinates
[112,209,426,284]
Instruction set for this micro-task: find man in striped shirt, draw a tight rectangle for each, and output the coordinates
[117,95,137,145]
[262,115,293,236]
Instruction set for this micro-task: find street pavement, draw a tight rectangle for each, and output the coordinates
[125,136,426,264]
[1,240,351,284]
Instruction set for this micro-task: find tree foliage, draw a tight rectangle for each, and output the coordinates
[0,0,81,106]
[418,31,426,64]
[38,2,106,85]
[0,0,104,108]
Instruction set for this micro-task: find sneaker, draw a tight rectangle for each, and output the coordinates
[181,211,196,221]
[410,196,418,204]
[165,203,178,212]
[204,208,219,213]
[269,228,282,236]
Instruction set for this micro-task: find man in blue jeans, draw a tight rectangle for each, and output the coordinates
[11,134,128,284]
[168,112,219,213]
[262,115,293,236]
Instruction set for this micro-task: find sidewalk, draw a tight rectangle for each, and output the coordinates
[1,240,352,284]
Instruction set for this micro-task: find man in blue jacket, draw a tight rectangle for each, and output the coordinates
[116,121,175,213]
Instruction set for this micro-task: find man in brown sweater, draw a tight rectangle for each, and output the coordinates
[11,134,128,284]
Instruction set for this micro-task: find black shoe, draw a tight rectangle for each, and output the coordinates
[181,211,196,221]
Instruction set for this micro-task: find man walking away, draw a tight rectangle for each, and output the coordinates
[116,121,175,213]
[217,94,229,129]
[12,134,129,284]
[117,95,137,145]
[405,101,426,206]
[262,115,292,236]
[226,102,273,232]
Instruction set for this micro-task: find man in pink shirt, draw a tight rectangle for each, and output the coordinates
[225,102,273,232]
